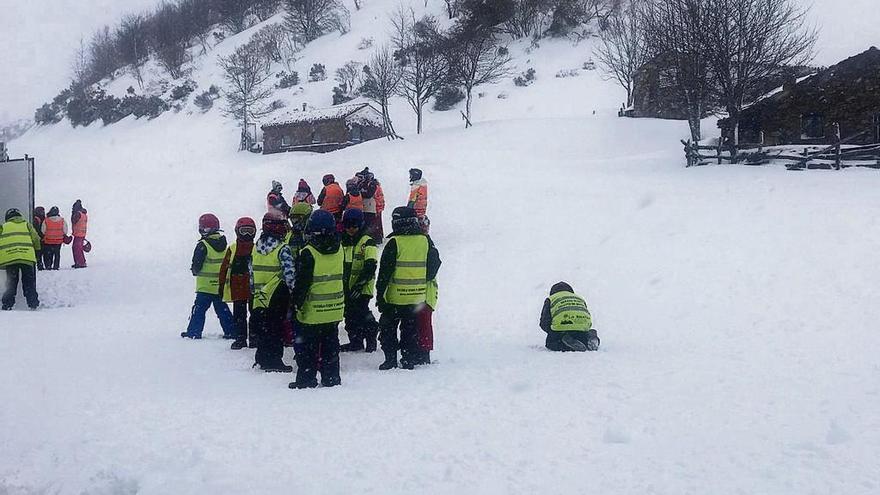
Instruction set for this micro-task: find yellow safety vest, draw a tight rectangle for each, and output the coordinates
[385,235,428,305]
[297,245,344,324]
[251,242,283,309]
[549,291,592,332]
[195,235,226,294]
[426,279,438,310]
[0,220,37,267]
[344,234,377,297]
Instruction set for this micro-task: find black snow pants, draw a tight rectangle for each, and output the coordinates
[293,322,341,388]
[232,300,249,343]
[252,285,289,369]
[545,329,600,352]
[378,305,420,366]
[343,295,378,349]
[42,244,61,270]
[2,264,39,309]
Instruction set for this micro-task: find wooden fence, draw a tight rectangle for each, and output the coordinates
[683,126,880,170]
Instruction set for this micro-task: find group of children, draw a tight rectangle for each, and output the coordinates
[31,200,90,270]
[181,167,440,388]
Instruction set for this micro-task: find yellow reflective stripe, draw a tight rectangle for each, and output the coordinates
[396,261,427,268]
[1,242,36,249]
[314,274,343,282]
[309,291,345,301]
[551,306,590,317]
[0,232,30,239]
[391,278,426,285]
[252,265,277,272]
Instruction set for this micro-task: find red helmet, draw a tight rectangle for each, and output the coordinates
[199,213,220,234]
[234,217,257,240]
[262,212,289,238]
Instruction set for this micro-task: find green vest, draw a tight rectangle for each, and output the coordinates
[297,245,345,324]
[251,242,283,309]
[385,235,429,305]
[0,220,37,267]
[195,236,225,294]
[426,279,438,310]
[344,234,377,297]
[549,291,592,332]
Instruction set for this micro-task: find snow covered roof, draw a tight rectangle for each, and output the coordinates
[262,103,383,129]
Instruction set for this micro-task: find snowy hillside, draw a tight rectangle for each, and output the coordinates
[3,1,880,494]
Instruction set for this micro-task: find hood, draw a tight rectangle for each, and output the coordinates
[6,215,26,224]
[550,282,573,295]
[256,233,283,255]
[391,217,422,236]
[48,206,60,217]
[202,233,228,251]
[309,234,340,255]
[297,179,311,192]
[34,207,45,219]
[410,178,427,187]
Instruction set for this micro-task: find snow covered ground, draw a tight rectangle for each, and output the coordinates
[3,101,880,493]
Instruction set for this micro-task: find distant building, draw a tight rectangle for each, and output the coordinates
[261,102,386,154]
[627,53,691,120]
[732,47,880,146]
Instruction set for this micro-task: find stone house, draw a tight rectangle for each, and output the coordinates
[261,102,386,154]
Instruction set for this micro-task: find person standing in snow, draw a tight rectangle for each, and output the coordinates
[70,200,88,268]
[282,202,313,349]
[375,206,441,370]
[355,168,378,239]
[181,214,236,339]
[33,207,46,271]
[292,179,316,205]
[415,215,435,365]
[539,282,600,352]
[340,208,379,353]
[373,178,386,242]
[407,168,428,220]
[250,214,296,372]
[317,174,344,223]
[219,217,257,350]
[40,206,68,271]
[340,178,364,212]
[0,208,41,310]
[267,181,291,218]
[289,210,345,388]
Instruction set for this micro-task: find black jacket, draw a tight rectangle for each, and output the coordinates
[342,229,377,295]
[375,233,441,304]
[191,233,228,276]
[292,237,342,309]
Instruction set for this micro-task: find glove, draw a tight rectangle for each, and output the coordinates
[376,295,389,314]
[350,283,365,300]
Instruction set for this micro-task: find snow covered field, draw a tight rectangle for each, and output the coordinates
[3,104,880,494]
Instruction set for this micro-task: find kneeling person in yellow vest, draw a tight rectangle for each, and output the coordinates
[1,208,42,310]
[251,214,297,372]
[181,214,235,339]
[539,282,600,352]
[289,210,345,389]
[375,207,441,370]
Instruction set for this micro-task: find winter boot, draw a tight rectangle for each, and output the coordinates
[289,380,318,389]
[261,360,294,373]
[561,334,588,352]
[378,351,398,370]
[230,339,247,350]
[340,340,364,352]
[586,331,600,351]
[364,329,378,353]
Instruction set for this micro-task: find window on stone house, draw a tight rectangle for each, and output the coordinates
[801,113,825,139]
[350,125,362,142]
[281,134,291,147]
[311,128,321,143]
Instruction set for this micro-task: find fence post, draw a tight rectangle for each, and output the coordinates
[683,139,693,167]
[833,122,841,170]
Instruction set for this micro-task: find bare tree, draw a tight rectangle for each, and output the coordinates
[216,0,254,34]
[392,11,447,134]
[445,28,511,126]
[284,0,350,42]
[703,0,816,145]
[360,45,402,138]
[88,26,119,83]
[116,14,150,89]
[218,41,274,150]
[178,0,218,55]
[640,0,712,142]
[252,0,283,21]
[149,2,191,79]
[595,0,648,107]
[70,38,92,91]
[335,60,362,95]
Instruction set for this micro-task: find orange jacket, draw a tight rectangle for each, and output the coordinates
[374,185,386,213]
[320,183,344,214]
[345,193,364,211]
[408,180,428,217]
[73,212,88,238]
[43,216,67,245]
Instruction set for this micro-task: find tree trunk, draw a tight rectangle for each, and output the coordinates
[416,106,423,134]
[465,89,473,128]
[626,84,633,108]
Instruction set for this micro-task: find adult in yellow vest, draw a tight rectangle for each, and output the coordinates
[180,214,235,339]
[251,213,297,372]
[1,208,42,310]
[375,207,441,370]
[289,210,345,389]
[539,282,600,352]
[339,208,379,352]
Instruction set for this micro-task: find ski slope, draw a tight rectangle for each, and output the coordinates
[3,102,880,493]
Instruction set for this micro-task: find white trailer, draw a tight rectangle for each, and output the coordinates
[0,154,35,221]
